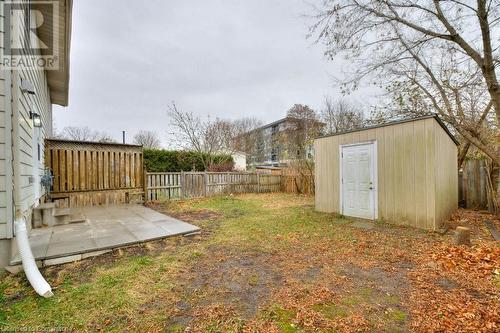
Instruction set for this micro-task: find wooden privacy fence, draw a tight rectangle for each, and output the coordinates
[45,139,144,207]
[459,159,488,209]
[146,172,282,201]
[281,174,314,195]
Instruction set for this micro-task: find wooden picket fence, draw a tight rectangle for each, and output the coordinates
[146,172,282,201]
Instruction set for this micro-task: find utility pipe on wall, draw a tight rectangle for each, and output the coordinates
[14,218,53,298]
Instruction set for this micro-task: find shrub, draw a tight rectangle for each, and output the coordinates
[207,161,235,172]
[143,149,234,172]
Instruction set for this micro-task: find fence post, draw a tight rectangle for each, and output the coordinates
[204,172,208,197]
[257,173,260,193]
[143,167,147,202]
[180,171,185,199]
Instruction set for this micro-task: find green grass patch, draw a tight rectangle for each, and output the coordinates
[312,303,348,319]
[267,305,299,333]
[385,308,408,322]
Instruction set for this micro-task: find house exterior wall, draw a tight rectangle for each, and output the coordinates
[314,117,458,230]
[0,1,55,265]
[12,4,53,215]
[232,153,246,171]
[0,0,11,240]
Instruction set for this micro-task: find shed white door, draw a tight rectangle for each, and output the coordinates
[341,143,376,219]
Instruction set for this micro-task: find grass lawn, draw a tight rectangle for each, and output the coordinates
[1,193,499,332]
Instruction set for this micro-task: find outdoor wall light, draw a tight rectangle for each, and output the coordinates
[30,111,42,128]
[21,78,36,95]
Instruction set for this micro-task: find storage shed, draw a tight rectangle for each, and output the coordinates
[314,115,458,230]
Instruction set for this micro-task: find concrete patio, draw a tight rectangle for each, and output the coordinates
[10,204,200,266]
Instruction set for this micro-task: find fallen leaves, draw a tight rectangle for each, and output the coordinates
[431,243,500,279]
[408,220,500,333]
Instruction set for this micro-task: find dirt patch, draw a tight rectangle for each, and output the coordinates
[146,201,222,238]
[164,246,284,331]
[337,262,410,296]
[145,201,221,224]
[436,277,460,290]
[181,247,282,318]
[169,209,221,225]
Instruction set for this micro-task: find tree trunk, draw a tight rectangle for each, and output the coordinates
[497,133,500,215]
[457,143,471,169]
[484,159,500,215]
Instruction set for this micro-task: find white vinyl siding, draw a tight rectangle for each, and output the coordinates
[0,1,54,238]
[0,0,9,238]
[12,2,53,214]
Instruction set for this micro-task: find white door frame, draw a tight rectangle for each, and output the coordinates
[339,140,378,219]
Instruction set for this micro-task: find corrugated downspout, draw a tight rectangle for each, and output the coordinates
[14,218,53,298]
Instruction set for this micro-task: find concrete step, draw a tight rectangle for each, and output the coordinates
[53,208,71,217]
[38,202,56,210]
[35,205,86,227]
[33,203,57,228]
[64,213,87,224]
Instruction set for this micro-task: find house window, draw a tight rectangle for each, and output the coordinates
[271,125,279,135]
[271,147,279,162]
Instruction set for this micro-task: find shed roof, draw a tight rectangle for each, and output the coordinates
[315,114,459,145]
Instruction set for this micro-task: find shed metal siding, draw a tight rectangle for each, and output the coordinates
[434,120,458,227]
[314,117,457,230]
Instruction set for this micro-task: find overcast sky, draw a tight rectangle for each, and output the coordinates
[53,0,380,146]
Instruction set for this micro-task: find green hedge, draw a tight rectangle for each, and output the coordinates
[143,149,234,172]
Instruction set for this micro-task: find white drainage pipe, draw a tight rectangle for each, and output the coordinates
[14,218,53,298]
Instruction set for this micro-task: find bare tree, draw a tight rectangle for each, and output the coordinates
[167,102,238,170]
[232,117,263,157]
[133,130,161,148]
[385,75,496,168]
[286,104,323,161]
[321,98,364,134]
[286,104,324,192]
[312,0,500,211]
[57,126,115,143]
[311,1,499,159]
